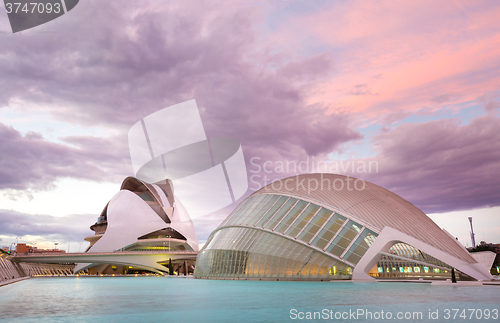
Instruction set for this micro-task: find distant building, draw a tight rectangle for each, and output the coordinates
[12,244,65,254]
[16,243,30,254]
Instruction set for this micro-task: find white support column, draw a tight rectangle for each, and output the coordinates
[352,226,493,282]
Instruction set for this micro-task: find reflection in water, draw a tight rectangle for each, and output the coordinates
[0,277,499,322]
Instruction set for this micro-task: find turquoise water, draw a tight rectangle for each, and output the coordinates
[0,277,499,322]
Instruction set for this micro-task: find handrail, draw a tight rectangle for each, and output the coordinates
[12,250,198,258]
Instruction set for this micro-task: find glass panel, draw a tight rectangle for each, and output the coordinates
[228,196,259,225]
[297,208,332,243]
[274,201,309,234]
[263,198,298,230]
[233,194,272,225]
[223,196,259,226]
[247,195,280,226]
[138,192,154,201]
[325,220,362,257]
[204,230,221,250]
[233,194,267,225]
[243,195,277,225]
[256,196,289,227]
[284,203,320,238]
[311,213,346,249]
[343,229,378,265]
[194,226,353,280]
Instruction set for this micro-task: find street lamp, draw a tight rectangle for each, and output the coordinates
[54,242,58,251]
[78,242,83,253]
[9,243,15,254]
[31,242,37,254]
[14,236,21,254]
[165,235,171,250]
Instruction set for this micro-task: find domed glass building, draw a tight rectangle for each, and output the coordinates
[194,174,492,281]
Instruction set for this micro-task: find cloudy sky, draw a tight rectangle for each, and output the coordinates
[1,0,499,251]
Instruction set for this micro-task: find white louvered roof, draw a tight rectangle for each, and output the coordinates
[252,173,476,263]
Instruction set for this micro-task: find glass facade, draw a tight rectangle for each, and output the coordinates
[195,227,351,280]
[195,193,379,280]
[372,243,453,278]
[196,193,472,281]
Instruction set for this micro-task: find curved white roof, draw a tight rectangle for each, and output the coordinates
[252,173,475,263]
[120,177,199,252]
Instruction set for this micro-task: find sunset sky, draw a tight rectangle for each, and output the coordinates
[1,0,499,251]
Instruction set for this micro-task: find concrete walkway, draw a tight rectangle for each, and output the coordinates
[0,277,30,288]
[331,279,500,286]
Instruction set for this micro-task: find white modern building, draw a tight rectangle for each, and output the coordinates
[75,176,199,275]
[194,173,493,281]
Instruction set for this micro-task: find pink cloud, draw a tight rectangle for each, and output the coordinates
[270,1,500,123]
[1,0,499,222]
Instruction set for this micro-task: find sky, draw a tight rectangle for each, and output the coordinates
[1,0,499,252]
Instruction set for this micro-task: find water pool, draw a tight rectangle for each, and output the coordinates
[0,277,499,322]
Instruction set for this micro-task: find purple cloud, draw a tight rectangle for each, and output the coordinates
[363,114,500,213]
[0,209,96,243]
[0,123,129,191]
[1,0,498,238]
[0,1,362,193]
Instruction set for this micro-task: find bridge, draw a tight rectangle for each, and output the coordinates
[12,251,198,274]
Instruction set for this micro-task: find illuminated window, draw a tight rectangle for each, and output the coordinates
[298,208,333,242]
[310,213,346,249]
[284,203,320,237]
[326,220,363,257]
[342,228,378,265]
[378,267,383,273]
